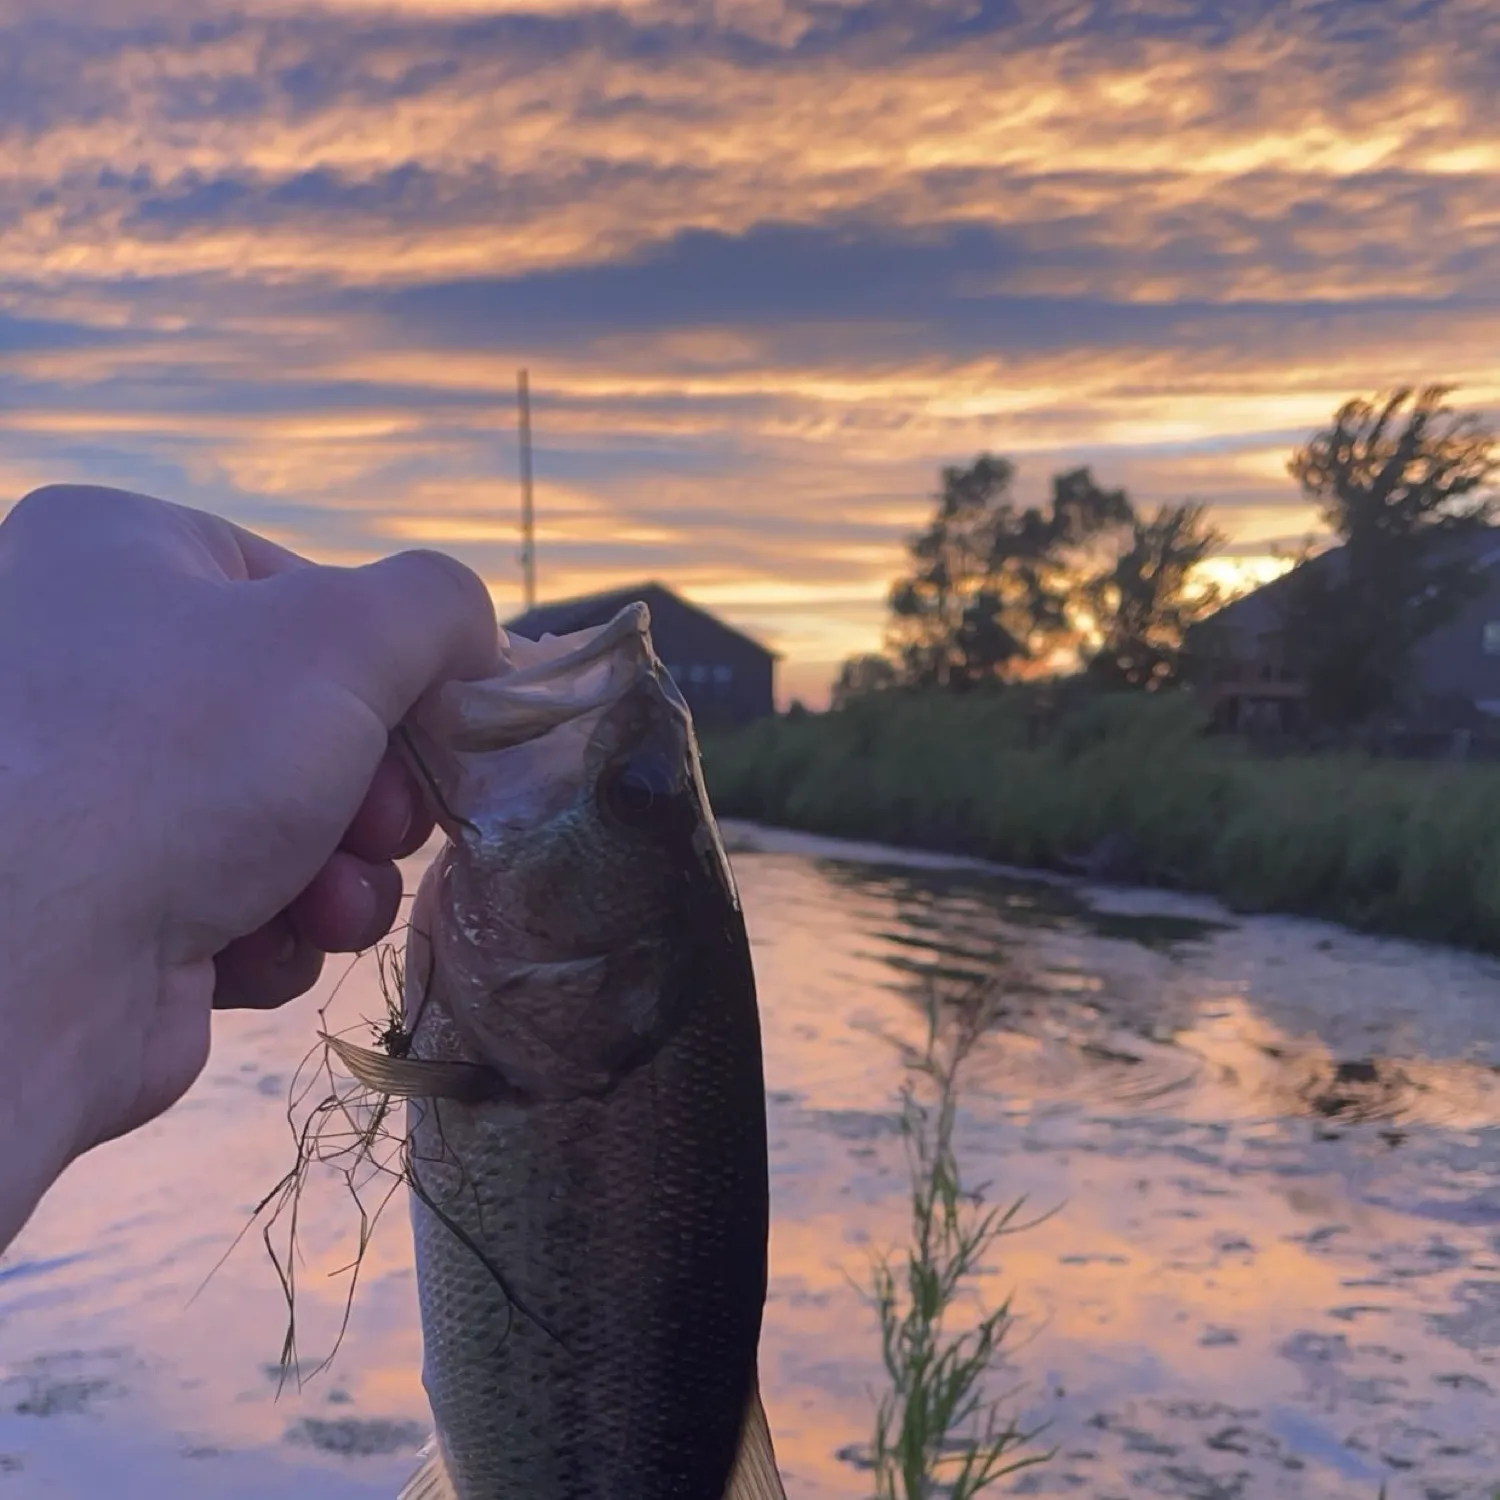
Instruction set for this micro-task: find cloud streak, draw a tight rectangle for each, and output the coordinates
[0,0,1497,702]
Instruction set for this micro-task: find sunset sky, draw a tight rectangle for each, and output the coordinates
[2,0,1497,704]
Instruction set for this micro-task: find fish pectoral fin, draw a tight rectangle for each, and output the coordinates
[397,1438,458,1500]
[324,1033,503,1103]
[724,1377,788,1500]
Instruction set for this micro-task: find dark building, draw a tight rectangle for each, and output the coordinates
[1193,528,1500,734]
[503,581,777,729]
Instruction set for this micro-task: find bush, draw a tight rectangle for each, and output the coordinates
[700,691,1500,953]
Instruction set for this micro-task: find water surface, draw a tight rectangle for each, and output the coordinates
[3,825,1499,1498]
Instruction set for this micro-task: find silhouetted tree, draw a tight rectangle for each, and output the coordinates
[886,456,1131,690]
[1280,386,1498,727]
[1083,501,1225,690]
[831,653,899,708]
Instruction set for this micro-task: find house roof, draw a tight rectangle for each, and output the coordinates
[1202,524,1500,636]
[502,581,779,659]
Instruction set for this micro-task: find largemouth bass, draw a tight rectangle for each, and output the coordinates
[332,603,784,1500]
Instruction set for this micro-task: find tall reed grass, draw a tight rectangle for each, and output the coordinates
[867,983,1049,1499]
[703,691,1500,952]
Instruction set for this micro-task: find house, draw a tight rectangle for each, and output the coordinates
[1193,528,1500,733]
[503,582,777,729]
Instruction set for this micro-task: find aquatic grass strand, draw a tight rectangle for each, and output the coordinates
[868,984,1051,1500]
[203,938,420,1391]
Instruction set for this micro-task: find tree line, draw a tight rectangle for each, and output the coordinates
[833,386,1499,733]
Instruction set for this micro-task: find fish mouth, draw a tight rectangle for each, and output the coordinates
[432,601,658,753]
[396,602,674,841]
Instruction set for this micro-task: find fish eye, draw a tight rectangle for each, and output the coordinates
[600,757,677,828]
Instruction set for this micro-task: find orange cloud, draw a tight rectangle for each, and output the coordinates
[2,1,1498,704]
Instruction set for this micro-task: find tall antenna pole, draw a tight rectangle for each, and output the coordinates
[517,368,537,610]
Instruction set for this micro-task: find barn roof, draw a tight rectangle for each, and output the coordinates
[502,581,779,659]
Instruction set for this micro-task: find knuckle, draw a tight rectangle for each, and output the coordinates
[8,484,95,532]
[13,483,138,522]
[4,485,163,554]
[400,546,490,610]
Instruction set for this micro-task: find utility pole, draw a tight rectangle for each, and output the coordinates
[517,368,537,610]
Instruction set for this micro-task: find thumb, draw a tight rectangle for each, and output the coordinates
[261,549,503,728]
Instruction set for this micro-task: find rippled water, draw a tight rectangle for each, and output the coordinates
[4,824,1500,1498]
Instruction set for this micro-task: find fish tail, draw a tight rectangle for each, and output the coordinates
[398,1438,457,1500]
[724,1378,788,1500]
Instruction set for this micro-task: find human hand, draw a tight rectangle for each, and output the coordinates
[0,484,500,1248]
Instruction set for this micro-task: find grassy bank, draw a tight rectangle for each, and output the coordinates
[701,691,1500,954]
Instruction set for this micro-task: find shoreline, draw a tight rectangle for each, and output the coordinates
[717,817,1488,966]
[701,693,1500,958]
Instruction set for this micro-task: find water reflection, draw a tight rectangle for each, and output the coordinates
[826,851,1500,1136]
[2,826,1499,1497]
